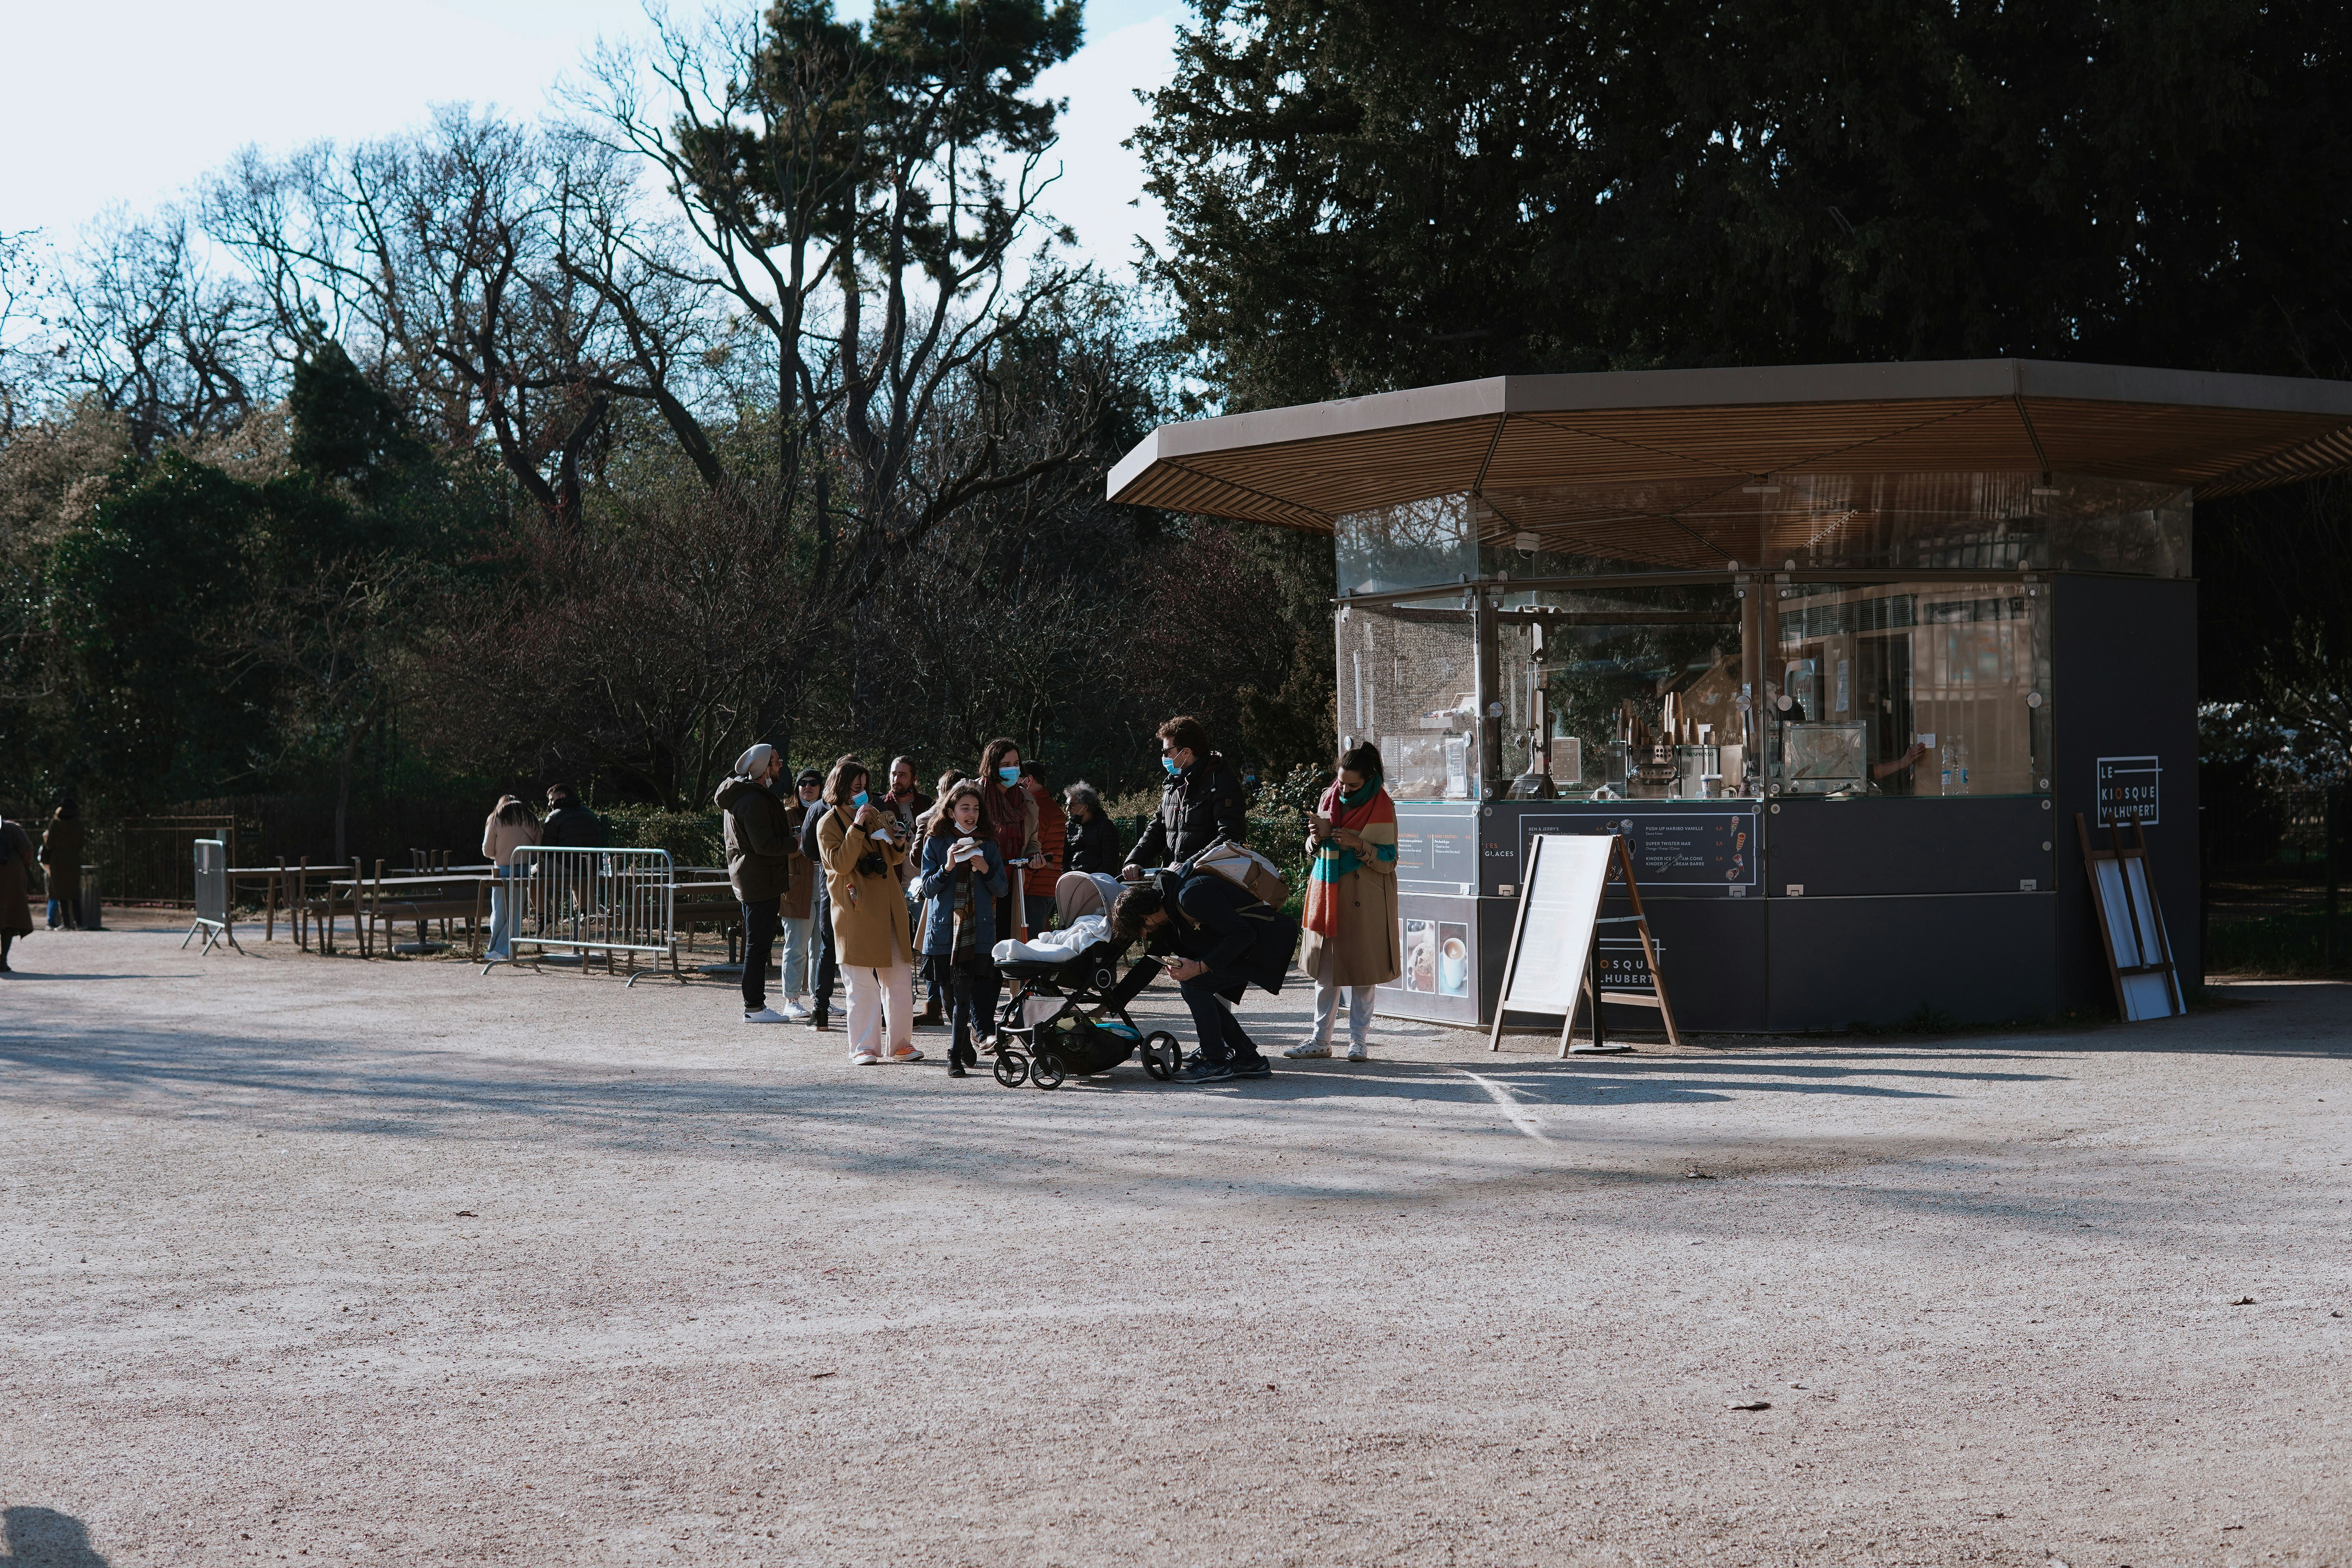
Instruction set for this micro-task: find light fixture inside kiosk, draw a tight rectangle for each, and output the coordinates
[1336,470,2182,804]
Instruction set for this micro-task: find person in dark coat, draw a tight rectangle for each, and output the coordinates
[714,743,795,1024]
[40,804,84,929]
[540,785,605,848]
[1062,781,1123,875]
[1111,864,1297,1084]
[798,773,842,1030]
[0,815,35,971]
[1122,714,1250,878]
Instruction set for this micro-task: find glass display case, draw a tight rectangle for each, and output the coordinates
[1773,580,2051,797]
[1770,723,1868,795]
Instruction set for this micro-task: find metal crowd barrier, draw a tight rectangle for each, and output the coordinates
[182,838,243,955]
[485,846,682,987]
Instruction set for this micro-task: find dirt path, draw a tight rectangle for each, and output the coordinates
[1,928,2346,1565]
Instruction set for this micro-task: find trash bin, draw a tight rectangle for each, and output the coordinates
[78,863,102,931]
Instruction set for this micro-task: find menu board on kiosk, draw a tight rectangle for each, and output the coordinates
[1515,810,1759,896]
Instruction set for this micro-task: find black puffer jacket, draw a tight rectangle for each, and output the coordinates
[1124,754,1248,872]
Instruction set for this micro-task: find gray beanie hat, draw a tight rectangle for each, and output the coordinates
[735,742,778,778]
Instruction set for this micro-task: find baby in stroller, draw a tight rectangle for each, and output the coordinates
[986,872,1181,1089]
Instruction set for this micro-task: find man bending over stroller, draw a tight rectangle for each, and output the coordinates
[1110,865,1297,1084]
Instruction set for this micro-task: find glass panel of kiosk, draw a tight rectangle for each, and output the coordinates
[1335,469,2183,1029]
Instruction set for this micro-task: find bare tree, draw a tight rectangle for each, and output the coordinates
[204,110,726,532]
[569,0,1114,736]
[51,209,258,458]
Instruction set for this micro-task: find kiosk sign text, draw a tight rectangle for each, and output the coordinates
[2095,755,2161,827]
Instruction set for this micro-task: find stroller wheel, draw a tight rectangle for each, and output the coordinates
[1142,1031,1181,1081]
[1031,1053,1066,1091]
[993,1050,1030,1089]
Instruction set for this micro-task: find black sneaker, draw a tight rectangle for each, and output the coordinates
[1227,1055,1273,1080]
[1174,1057,1234,1084]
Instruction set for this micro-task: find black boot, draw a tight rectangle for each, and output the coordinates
[811,999,831,1031]
[947,1045,969,1078]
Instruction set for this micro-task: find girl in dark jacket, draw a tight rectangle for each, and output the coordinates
[910,780,1008,1076]
[1062,781,1124,875]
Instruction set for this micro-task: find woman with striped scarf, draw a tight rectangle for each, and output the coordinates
[1286,742,1400,1061]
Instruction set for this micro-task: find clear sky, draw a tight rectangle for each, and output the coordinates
[0,0,1181,277]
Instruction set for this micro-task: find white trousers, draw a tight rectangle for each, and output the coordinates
[1311,979,1377,1050]
[845,958,915,1058]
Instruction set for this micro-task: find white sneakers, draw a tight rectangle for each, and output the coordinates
[780,999,812,1021]
[1347,1044,1371,1062]
[743,1008,787,1024]
[850,1051,882,1065]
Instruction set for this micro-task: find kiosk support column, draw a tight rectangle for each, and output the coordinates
[1473,581,1501,796]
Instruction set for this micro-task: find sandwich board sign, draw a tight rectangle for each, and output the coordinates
[1488,833,1680,1056]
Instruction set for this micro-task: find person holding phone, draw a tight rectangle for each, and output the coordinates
[816,756,919,1065]
[910,780,1008,1076]
[1285,742,1399,1061]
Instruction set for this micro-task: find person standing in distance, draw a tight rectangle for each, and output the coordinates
[1121,715,1250,879]
[978,738,1042,939]
[817,757,921,1065]
[1285,742,1399,1062]
[798,770,842,1030]
[715,743,795,1025]
[1017,759,1064,935]
[881,755,941,1025]
[776,768,824,1021]
[540,784,604,848]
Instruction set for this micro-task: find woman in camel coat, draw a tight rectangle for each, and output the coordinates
[816,757,918,1065]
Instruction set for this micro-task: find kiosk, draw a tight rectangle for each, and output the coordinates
[1109,360,2352,1030]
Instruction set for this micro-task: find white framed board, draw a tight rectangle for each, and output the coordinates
[1492,834,1616,1023]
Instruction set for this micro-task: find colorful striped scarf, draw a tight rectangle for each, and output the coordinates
[1304,778,1397,938]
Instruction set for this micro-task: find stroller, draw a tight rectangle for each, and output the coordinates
[987,872,1182,1090]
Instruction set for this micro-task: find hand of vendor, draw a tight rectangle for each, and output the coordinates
[1120,863,1141,883]
[1872,741,1930,780]
[1164,956,1208,983]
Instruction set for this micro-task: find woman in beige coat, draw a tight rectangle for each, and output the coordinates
[1286,742,1400,1061]
[480,795,542,961]
[816,757,919,1065]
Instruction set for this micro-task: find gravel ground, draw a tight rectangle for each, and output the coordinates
[1,919,2347,1567]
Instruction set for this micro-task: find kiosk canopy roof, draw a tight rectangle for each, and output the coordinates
[1106,359,2352,534]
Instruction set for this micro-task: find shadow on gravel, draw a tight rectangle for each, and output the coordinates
[0,1506,109,1565]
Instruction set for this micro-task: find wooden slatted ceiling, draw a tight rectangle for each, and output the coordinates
[1105,367,2352,532]
[2200,425,2352,497]
[2024,402,2351,481]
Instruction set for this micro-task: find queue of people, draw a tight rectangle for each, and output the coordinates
[456,712,1396,1076]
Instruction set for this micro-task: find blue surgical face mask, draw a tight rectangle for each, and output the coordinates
[1162,757,1180,776]
[851,790,869,808]
[998,765,1021,785]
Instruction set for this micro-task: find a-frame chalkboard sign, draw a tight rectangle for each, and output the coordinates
[2075,813,2185,1021]
[1488,832,1683,1057]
